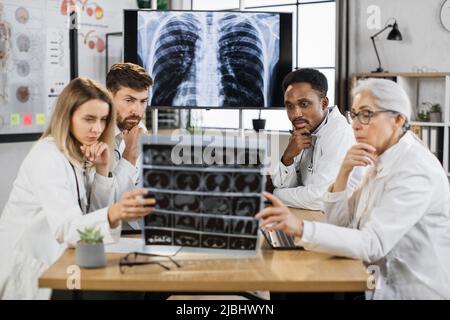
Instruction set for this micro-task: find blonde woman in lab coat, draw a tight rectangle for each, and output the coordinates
[0,78,155,299]
[257,78,450,299]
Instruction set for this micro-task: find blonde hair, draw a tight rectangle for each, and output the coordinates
[41,77,116,168]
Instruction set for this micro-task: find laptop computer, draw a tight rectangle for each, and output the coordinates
[261,229,304,250]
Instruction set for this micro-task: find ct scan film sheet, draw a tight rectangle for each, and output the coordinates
[140,135,266,254]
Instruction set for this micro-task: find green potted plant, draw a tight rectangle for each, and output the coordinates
[75,227,106,268]
[428,103,442,123]
[421,102,442,123]
[416,110,429,122]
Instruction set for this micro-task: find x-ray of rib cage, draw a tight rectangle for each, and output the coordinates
[138,11,280,107]
[140,136,266,252]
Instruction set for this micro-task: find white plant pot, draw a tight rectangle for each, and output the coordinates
[75,242,106,268]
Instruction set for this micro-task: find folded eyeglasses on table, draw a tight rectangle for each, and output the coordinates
[119,251,182,273]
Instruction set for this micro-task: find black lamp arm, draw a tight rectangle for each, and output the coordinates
[371,36,382,71]
[370,24,394,40]
[370,23,394,72]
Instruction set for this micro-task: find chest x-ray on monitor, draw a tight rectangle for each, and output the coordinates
[135,10,291,108]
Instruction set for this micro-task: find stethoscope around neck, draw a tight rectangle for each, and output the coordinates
[297,107,334,174]
[114,148,121,160]
[69,161,91,215]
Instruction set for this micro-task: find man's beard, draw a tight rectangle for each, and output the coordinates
[118,114,142,131]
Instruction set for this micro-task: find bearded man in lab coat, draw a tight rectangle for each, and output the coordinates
[272,68,363,210]
[106,63,153,229]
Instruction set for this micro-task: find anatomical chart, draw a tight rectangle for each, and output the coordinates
[61,0,137,83]
[0,0,69,137]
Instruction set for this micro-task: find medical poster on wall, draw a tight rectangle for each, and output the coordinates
[73,0,137,83]
[0,0,69,140]
[0,0,136,141]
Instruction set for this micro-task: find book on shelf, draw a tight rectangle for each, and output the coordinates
[430,128,438,155]
[416,126,444,162]
[410,125,422,139]
[421,126,429,148]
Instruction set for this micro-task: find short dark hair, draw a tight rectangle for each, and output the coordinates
[282,68,328,98]
[106,63,153,94]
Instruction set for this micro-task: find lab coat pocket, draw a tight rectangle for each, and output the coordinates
[386,256,431,299]
[1,250,51,300]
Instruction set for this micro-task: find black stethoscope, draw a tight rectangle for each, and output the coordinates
[297,107,335,174]
[70,162,91,215]
[114,148,121,160]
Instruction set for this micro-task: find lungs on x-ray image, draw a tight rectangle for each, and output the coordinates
[138,11,280,108]
[144,170,171,189]
[202,196,231,215]
[205,172,232,192]
[145,212,172,228]
[145,192,171,210]
[234,197,260,217]
[174,214,200,231]
[175,171,202,191]
[202,217,229,233]
[231,219,258,236]
[233,173,261,193]
[143,146,172,165]
[173,194,201,212]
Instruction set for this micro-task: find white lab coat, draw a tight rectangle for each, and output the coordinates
[272,107,364,210]
[112,123,146,230]
[0,137,122,300]
[112,124,145,196]
[300,131,450,299]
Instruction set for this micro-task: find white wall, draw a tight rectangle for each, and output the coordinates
[0,141,34,210]
[77,0,137,84]
[349,0,450,74]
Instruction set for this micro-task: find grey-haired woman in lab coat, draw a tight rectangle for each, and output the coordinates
[258,78,450,299]
[0,78,155,299]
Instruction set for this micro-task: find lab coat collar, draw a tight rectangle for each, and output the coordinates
[313,106,339,137]
[115,126,122,149]
[375,131,415,178]
[114,125,121,138]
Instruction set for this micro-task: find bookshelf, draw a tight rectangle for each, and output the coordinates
[352,72,450,176]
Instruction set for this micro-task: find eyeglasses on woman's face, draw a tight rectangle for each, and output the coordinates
[346,108,398,125]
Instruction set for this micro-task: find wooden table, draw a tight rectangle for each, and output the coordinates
[39,209,368,293]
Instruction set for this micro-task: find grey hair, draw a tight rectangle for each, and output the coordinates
[352,78,411,132]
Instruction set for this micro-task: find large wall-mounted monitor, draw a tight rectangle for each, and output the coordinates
[124,10,292,109]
